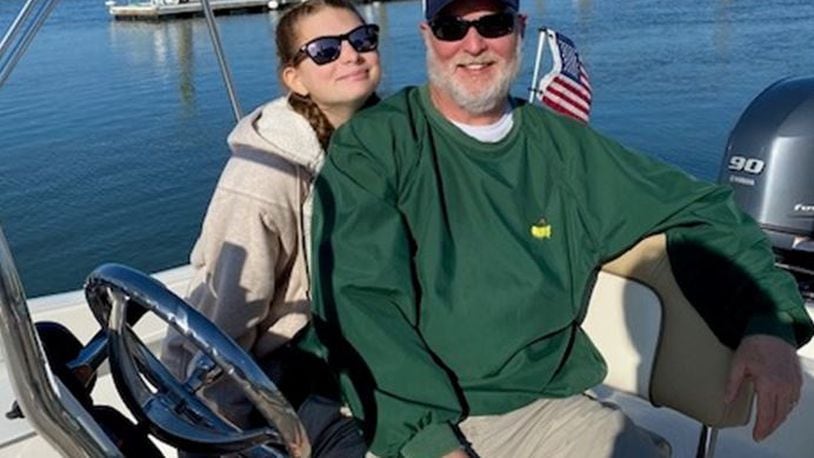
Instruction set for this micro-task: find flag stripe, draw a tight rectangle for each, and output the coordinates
[542,92,589,122]
[543,82,589,111]
[550,78,591,107]
[579,72,592,91]
[557,72,592,100]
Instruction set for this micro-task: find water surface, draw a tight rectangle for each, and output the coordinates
[1,0,812,296]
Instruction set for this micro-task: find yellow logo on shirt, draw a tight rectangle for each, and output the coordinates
[530,218,552,239]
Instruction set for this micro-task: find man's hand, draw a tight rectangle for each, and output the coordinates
[442,448,471,458]
[725,334,802,441]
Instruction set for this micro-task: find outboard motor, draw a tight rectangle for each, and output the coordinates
[719,76,814,300]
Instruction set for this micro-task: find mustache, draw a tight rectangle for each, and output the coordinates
[451,54,499,66]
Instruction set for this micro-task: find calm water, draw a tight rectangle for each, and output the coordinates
[1,0,813,297]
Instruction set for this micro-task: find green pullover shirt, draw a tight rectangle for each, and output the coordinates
[306,86,814,457]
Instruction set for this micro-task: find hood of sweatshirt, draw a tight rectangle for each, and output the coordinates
[227,96,324,174]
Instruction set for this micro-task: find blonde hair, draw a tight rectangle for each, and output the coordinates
[276,0,365,149]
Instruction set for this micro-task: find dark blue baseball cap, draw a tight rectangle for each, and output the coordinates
[423,0,519,20]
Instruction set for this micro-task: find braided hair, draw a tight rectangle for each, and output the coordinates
[276,0,367,149]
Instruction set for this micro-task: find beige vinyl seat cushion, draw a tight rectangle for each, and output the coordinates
[584,234,754,428]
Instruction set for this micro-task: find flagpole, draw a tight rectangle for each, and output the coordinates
[528,27,548,103]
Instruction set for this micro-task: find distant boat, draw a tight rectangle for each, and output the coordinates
[106,0,303,20]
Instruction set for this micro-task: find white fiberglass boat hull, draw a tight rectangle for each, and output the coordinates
[1,265,813,457]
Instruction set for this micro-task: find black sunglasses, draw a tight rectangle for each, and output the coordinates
[294,24,380,66]
[429,11,516,42]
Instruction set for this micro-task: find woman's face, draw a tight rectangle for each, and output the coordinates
[283,7,381,114]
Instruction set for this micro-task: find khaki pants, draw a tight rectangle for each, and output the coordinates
[368,394,668,458]
[459,394,668,458]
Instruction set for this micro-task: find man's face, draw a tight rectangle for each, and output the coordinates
[421,0,525,117]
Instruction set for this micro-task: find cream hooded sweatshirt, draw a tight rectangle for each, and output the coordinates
[161,97,324,426]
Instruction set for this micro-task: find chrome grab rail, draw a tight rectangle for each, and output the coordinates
[0,0,60,88]
[200,0,243,123]
[0,226,117,457]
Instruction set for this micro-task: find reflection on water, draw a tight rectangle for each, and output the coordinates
[528,1,546,12]
[1,0,813,296]
[573,0,592,35]
[359,1,386,26]
[178,21,196,112]
[714,0,732,59]
[107,20,199,113]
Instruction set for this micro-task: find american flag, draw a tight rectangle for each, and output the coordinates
[536,30,592,123]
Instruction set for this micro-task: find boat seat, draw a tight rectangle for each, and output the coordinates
[584,234,755,456]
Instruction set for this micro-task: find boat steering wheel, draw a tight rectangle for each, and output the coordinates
[84,264,310,458]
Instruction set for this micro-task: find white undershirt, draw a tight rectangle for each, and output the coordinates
[450,106,515,143]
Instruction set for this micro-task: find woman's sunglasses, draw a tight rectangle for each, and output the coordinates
[294,24,380,66]
[429,11,516,42]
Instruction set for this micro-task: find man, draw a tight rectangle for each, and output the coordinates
[303,0,814,456]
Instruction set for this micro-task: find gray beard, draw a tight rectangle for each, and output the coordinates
[427,39,522,116]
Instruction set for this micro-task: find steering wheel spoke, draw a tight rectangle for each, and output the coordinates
[183,354,224,393]
[124,329,224,428]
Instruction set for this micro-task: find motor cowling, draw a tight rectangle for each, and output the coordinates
[719,76,814,299]
[719,76,814,253]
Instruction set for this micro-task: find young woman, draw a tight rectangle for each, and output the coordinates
[160,1,380,455]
